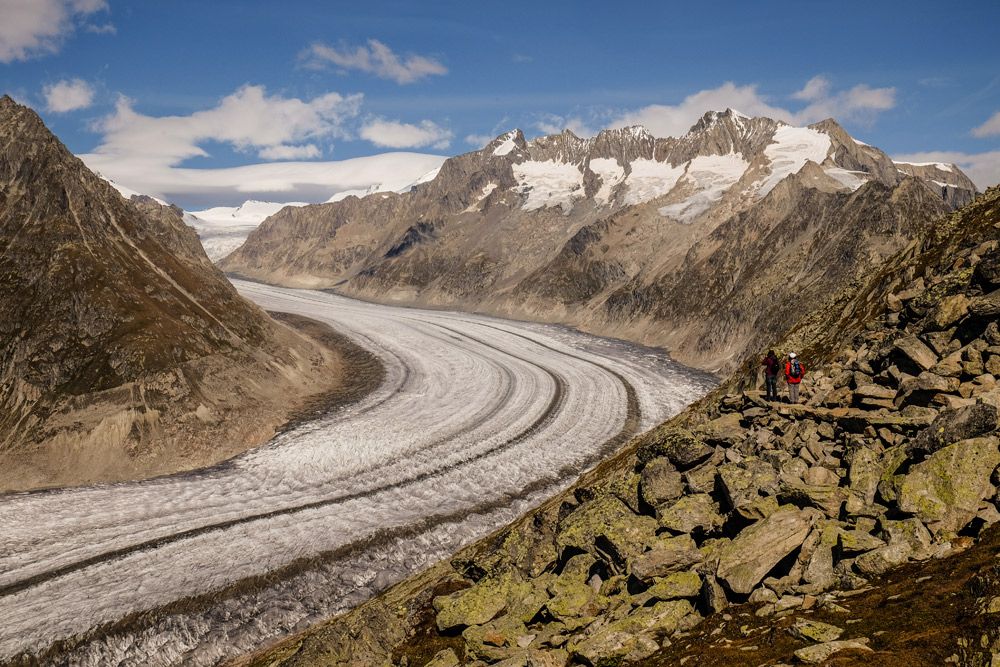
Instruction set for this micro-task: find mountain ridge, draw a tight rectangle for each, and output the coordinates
[222,110,975,373]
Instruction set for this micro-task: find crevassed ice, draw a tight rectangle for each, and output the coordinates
[758,125,832,196]
[512,160,585,212]
[588,158,626,205]
[657,153,750,223]
[623,158,685,206]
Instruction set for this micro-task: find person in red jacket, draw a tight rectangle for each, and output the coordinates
[785,352,805,403]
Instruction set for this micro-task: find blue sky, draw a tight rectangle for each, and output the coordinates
[2,0,999,207]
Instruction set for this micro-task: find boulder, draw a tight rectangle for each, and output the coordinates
[928,294,970,330]
[897,436,1000,536]
[845,443,883,515]
[639,457,684,508]
[569,601,692,666]
[645,570,702,601]
[911,403,998,453]
[855,384,896,400]
[463,616,530,663]
[700,574,729,613]
[854,542,913,576]
[435,570,525,631]
[424,648,461,667]
[969,288,1000,319]
[636,426,713,469]
[778,480,847,518]
[794,638,872,663]
[788,618,844,643]
[718,458,779,512]
[556,495,658,565]
[631,534,703,581]
[695,412,746,447]
[682,456,721,494]
[716,506,821,595]
[893,336,939,372]
[657,493,724,534]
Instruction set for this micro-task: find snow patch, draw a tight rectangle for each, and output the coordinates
[492,132,520,157]
[623,159,686,206]
[823,167,869,191]
[463,183,498,212]
[894,160,954,173]
[588,158,626,205]
[99,174,168,206]
[512,160,585,212]
[658,153,749,223]
[758,125,832,195]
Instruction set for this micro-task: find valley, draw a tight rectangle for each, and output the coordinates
[0,282,713,665]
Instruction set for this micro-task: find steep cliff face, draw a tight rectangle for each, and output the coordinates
[0,96,343,491]
[234,188,1000,667]
[222,110,975,372]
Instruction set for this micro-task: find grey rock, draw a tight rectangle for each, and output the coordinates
[716,506,821,595]
[794,638,872,663]
[639,457,684,508]
[893,336,939,372]
[911,403,998,453]
[631,534,703,581]
[657,493,724,534]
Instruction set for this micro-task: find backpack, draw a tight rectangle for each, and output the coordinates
[790,359,803,379]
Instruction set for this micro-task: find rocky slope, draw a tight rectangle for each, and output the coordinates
[222,110,976,371]
[0,96,347,492]
[233,187,1000,666]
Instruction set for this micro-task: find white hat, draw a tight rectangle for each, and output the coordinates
[789,352,797,358]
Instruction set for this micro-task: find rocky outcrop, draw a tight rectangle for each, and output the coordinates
[222,111,975,373]
[0,96,347,491]
[235,187,1000,667]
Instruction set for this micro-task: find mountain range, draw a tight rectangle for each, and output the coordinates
[221,109,977,371]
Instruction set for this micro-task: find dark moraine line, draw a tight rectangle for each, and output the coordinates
[19,350,643,667]
[0,321,571,601]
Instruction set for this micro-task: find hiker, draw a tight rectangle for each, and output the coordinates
[785,352,805,403]
[761,349,780,401]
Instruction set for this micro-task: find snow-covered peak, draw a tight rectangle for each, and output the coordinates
[190,200,306,224]
[488,129,527,157]
[893,160,955,173]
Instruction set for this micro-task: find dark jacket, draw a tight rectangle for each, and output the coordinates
[762,354,780,377]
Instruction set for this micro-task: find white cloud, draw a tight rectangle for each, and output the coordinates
[90,84,361,167]
[83,21,116,34]
[82,151,449,208]
[43,78,95,112]
[78,84,422,205]
[791,75,831,101]
[0,0,109,63]
[465,134,494,148]
[610,78,897,138]
[533,113,599,138]
[612,82,791,137]
[894,150,1000,190]
[972,111,1000,138]
[257,143,321,160]
[360,118,452,149]
[301,39,447,84]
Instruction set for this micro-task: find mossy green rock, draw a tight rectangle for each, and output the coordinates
[556,495,657,563]
[788,618,844,643]
[657,492,724,534]
[645,570,702,601]
[424,648,460,667]
[636,426,713,468]
[462,615,529,662]
[434,570,528,631]
[545,580,601,620]
[631,534,703,581]
[570,600,693,666]
[897,436,1000,536]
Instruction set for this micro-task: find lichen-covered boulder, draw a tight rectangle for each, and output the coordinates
[636,426,713,468]
[639,456,684,508]
[718,457,779,512]
[631,534,703,581]
[794,638,872,663]
[434,570,528,631]
[788,618,844,643]
[911,403,998,453]
[657,492,724,534]
[556,495,657,565]
[424,648,460,667]
[695,412,745,447]
[645,570,702,601]
[570,600,694,666]
[716,506,821,595]
[897,436,1000,536]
